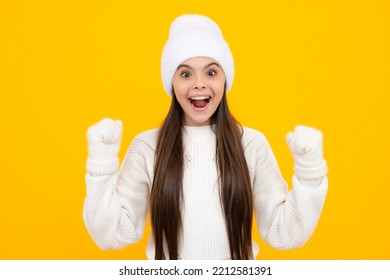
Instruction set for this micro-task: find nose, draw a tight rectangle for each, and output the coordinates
[193,76,207,90]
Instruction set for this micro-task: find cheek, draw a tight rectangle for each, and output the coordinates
[175,91,188,106]
[172,80,188,96]
[212,80,225,95]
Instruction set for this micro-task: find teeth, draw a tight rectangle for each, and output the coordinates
[190,96,209,100]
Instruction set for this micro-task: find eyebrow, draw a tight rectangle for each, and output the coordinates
[176,62,221,71]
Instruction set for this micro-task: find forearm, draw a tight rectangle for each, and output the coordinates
[255,175,328,250]
[83,173,134,250]
[83,172,149,251]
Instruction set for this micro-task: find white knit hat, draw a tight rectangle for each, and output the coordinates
[161,14,234,96]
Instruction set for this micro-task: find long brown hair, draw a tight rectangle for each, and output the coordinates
[150,91,253,260]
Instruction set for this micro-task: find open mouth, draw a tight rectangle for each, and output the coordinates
[189,96,211,108]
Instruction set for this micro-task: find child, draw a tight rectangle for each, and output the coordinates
[83,14,328,260]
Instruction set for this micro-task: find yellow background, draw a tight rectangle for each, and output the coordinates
[1,0,389,259]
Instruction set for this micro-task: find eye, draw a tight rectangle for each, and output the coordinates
[207,70,217,76]
[180,71,191,78]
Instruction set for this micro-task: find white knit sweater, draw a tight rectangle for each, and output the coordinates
[83,125,328,259]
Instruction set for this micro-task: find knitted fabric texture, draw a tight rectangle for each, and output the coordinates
[83,126,328,259]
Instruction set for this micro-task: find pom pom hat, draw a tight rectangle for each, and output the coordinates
[161,14,234,96]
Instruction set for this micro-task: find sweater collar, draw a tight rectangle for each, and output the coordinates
[182,125,216,141]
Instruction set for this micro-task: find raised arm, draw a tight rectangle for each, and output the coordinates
[83,118,150,250]
[252,126,328,250]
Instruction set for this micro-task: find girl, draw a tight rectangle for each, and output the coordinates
[83,14,328,260]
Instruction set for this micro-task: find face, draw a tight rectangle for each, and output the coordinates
[172,57,226,126]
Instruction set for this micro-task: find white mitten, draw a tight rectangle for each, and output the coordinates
[86,118,123,175]
[286,125,323,168]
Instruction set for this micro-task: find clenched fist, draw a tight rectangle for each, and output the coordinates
[87,118,123,162]
[286,125,324,169]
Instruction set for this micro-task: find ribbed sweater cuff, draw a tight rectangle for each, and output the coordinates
[86,157,119,176]
[294,160,328,180]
